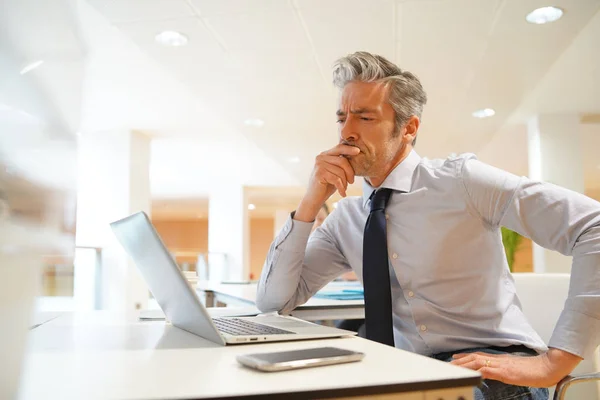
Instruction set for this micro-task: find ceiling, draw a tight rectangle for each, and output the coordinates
[6,0,600,220]
[86,0,600,178]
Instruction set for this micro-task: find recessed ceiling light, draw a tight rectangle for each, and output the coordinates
[288,156,300,163]
[155,31,188,47]
[244,118,264,127]
[472,108,495,118]
[526,6,563,24]
[20,60,44,75]
[248,204,256,210]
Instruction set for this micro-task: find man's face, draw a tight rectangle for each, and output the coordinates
[336,81,404,177]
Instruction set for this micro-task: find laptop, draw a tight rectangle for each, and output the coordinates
[110,211,355,345]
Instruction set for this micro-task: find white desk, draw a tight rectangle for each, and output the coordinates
[20,311,480,400]
[197,281,365,321]
[29,311,64,329]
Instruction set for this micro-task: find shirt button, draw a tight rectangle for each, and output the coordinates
[420,325,427,332]
[408,291,414,297]
[392,253,398,259]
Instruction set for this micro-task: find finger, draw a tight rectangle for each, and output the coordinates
[322,144,361,157]
[318,156,353,184]
[478,367,508,384]
[451,353,470,360]
[322,164,349,192]
[453,358,488,371]
[452,352,505,360]
[452,354,498,369]
[471,352,508,358]
[319,155,355,184]
[319,169,347,197]
[450,354,478,364]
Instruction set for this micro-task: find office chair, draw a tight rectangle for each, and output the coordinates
[513,273,600,400]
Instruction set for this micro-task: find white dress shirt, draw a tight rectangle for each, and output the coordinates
[256,151,600,358]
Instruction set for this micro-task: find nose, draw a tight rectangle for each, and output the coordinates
[340,117,358,143]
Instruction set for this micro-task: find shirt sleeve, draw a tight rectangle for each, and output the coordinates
[461,157,600,358]
[255,211,351,314]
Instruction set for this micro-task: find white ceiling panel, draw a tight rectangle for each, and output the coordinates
[398,0,501,156]
[443,0,600,152]
[181,51,327,146]
[76,2,231,137]
[204,8,311,58]
[296,0,395,72]
[86,0,195,23]
[116,17,227,69]
[2,0,85,58]
[188,0,291,16]
[398,0,500,98]
[513,9,600,120]
[236,88,336,161]
[115,16,233,98]
[231,52,324,95]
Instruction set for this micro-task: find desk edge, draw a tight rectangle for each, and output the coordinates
[178,375,481,400]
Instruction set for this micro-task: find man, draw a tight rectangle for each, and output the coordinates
[256,52,600,400]
[310,203,330,235]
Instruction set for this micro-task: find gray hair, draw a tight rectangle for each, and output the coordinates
[332,51,427,145]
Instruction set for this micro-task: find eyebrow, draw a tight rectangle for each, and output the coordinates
[336,108,378,116]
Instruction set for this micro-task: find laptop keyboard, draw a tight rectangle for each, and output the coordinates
[212,317,295,336]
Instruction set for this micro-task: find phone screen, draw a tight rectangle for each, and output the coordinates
[248,347,359,364]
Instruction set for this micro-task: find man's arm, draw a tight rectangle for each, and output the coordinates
[256,143,360,314]
[452,156,600,387]
[255,211,351,314]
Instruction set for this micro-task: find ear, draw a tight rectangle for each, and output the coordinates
[403,116,420,144]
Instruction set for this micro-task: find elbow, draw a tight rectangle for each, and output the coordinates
[255,298,280,314]
[255,291,276,313]
[255,281,284,313]
[256,294,293,314]
[255,282,296,314]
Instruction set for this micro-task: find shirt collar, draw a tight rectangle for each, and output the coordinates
[362,150,422,208]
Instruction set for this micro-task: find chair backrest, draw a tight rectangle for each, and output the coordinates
[512,273,570,344]
[513,273,599,400]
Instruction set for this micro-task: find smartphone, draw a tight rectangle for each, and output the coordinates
[236,346,365,372]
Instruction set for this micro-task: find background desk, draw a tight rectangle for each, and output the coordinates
[197,281,365,321]
[20,311,480,400]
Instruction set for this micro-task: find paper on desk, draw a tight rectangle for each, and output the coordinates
[312,288,364,300]
[139,307,260,321]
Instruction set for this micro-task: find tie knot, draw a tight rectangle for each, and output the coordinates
[369,188,392,212]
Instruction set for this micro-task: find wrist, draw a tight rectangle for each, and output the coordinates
[294,197,322,223]
[546,348,583,363]
[544,348,582,376]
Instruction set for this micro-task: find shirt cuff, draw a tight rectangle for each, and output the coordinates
[548,308,600,358]
[273,212,314,253]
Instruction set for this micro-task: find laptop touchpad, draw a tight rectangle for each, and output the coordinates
[253,316,314,329]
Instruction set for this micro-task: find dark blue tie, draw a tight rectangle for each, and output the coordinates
[363,188,395,346]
